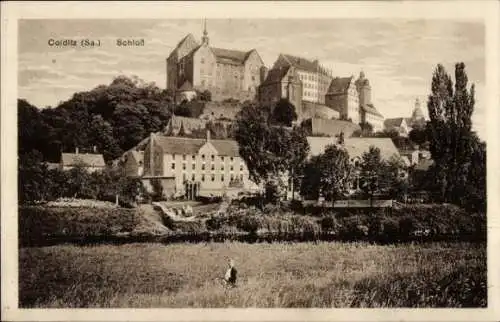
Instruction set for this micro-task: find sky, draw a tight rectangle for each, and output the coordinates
[18,19,485,137]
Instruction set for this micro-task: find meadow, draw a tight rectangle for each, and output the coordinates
[19,241,486,308]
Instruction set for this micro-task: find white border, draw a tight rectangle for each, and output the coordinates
[2,1,500,321]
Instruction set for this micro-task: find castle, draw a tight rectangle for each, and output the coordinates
[166,20,265,102]
[166,21,386,131]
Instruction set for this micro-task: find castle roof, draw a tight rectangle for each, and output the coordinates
[327,77,354,94]
[362,103,384,118]
[261,66,293,85]
[211,47,253,65]
[154,135,240,157]
[306,137,400,162]
[61,153,105,168]
[282,54,319,73]
[168,33,198,60]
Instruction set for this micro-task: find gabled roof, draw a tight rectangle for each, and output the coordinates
[168,34,198,60]
[61,153,105,167]
[153,135,240,157]
[327,77,354,94]
[343,138,400,161]
[211,47,252,65]
[384,117,408,129]
[260,66,292,86]
[306,137,400,162]
[281,54,319,73]
[362,103,384,118]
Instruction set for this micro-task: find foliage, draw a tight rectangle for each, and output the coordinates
[18,158,145,207]
[425,63,485,211]
[18,76,173,163]
[235,102,310,199]
[358,146,384,202]
[270,98,298,127]
[150,178,164,202]
[300,144,352,202]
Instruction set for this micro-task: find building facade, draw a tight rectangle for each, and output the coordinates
[143,132,259,199]
[271,54,333,104]
[258,65,303,116]
[166,22,265,102]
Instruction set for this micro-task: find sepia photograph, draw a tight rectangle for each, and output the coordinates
[2,1,500,321]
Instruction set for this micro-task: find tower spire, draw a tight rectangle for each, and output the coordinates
[202,18,209,46]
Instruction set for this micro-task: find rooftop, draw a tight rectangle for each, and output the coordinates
[61,153,106,168]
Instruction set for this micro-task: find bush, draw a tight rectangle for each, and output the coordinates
[264,181,280,204]
[320,216,339,232]
[205,215,224,231]
[236,216,259,233]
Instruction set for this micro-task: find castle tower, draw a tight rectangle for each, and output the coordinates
[356,70,372,106]
[201,19,209,46]
[411,98,425,120]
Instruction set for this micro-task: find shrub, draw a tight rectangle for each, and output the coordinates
[236,216,259,233]
[320,216,339,232]
[205,215,224,231]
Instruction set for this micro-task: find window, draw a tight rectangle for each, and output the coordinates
[230,166,234,171]
[201,80,206,86]
[252,76,255,81]
[182,155,186,161]
[221,174,224,182]
[230,175,234,181]
[221,165,224,171]
[192,164,195,170]
[191,174,195,181]
[211,164,215,170]
[201,58,205,64]
[202,155,205,161]
[211,155,215,161]
[183,164,186,170]
[201,164,205,170]
[211,174,215,181]
[183,173,186,182]
[240,174,243,181]
[171,163,175,170]
[240,165,243,171]
[192,155,195,160]
[201,174,205,181]
[230,157,234,162]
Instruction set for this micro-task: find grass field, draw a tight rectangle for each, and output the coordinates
[19,242,486,308]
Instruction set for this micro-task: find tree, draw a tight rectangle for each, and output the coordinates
[300,144,352,202]
[425,63,480,206]
[271,98,297,127]
[408,125,428,146]
[19,76,173,164]
[288,126,310,200]
[18,151,53,204]
[380,155,409,201]
[235,102,300,202]
[358,146,385,205]
[358,122,374,137]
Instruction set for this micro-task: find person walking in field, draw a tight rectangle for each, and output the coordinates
[223,259,237,288]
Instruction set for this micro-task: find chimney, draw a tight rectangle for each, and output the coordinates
[75,147,79,154]
[206,129,211,142]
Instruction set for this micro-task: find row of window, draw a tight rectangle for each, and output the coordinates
[172,154,236,162]
[183,173,244,182]
[172,163,243,171]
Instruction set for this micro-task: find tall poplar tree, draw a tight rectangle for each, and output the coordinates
[426,63,480,205]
